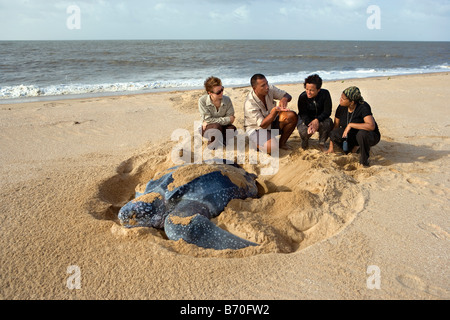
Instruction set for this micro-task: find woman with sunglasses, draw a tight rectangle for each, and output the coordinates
[198,76,237,148]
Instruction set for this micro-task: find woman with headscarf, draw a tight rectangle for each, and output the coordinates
[326,86,381,167]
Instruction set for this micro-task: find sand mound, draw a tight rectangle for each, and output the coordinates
[86,134,367,258]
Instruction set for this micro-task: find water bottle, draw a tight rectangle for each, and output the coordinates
[343,140,349,153]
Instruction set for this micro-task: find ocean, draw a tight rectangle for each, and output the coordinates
[0,40,449,102]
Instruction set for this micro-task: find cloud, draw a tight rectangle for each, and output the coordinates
[326,0,370,10]
[233,5,249,20]
[400,0,450,18]
[279,7,288,17]
[154,3,165,11]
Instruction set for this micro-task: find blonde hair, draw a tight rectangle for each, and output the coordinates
[204,76,222,93]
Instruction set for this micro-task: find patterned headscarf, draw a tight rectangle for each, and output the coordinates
[343,86,364,103]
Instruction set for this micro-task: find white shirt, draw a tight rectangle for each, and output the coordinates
[244,85,287,134]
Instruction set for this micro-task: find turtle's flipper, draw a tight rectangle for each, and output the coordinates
[164,213,258,250]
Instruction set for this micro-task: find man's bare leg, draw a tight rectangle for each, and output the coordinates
[279,111,298,149]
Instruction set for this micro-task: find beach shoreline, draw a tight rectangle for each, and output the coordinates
[2,71,449,105]
[0,72,449,300]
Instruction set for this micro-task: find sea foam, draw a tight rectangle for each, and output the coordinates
[1,65,448,101]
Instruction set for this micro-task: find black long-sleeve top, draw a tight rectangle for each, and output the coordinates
[297,89,332,126]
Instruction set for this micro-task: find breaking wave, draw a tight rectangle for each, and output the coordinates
[1,64,448,101]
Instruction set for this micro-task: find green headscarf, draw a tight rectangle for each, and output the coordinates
[343,86,364,104]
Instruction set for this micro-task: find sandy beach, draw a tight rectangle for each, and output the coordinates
[0,72,449,300]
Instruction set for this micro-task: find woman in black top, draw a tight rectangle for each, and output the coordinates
[326,86,381,167]
[297,74,333,149]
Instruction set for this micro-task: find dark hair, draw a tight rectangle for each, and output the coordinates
[250,74,266,88]
[304,74,322,90]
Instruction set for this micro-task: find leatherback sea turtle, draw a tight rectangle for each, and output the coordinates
[118,162,259,250]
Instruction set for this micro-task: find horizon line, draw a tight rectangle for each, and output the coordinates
[1,38,449,43]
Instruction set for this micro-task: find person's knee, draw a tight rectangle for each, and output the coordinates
[203,123,222,137]
[205,123,222,131]
[288,112,298,124]
[322,118,333,131]
[356,130,370,142]
[329,129,341,142]
[297,122,308,133]
[280,111,298,125]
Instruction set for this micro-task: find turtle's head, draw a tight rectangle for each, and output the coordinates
[118,193,166,229]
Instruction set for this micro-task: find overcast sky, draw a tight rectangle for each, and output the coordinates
[0,0,449,41]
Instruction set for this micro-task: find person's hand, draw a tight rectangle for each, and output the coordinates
[342,124,352,138]
[229,115,235,124]
[308,119,319,135]
[276,98,291,112]
[278,97,289,110]
[276,106,290,112]
[202,121,208,130]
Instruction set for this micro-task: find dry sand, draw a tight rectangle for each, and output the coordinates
[0,73,449,300]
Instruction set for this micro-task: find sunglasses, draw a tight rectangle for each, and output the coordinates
[211,87,224,95]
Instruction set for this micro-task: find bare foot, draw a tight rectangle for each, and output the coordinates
[325,142,335,154]
[324,145,335,154]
